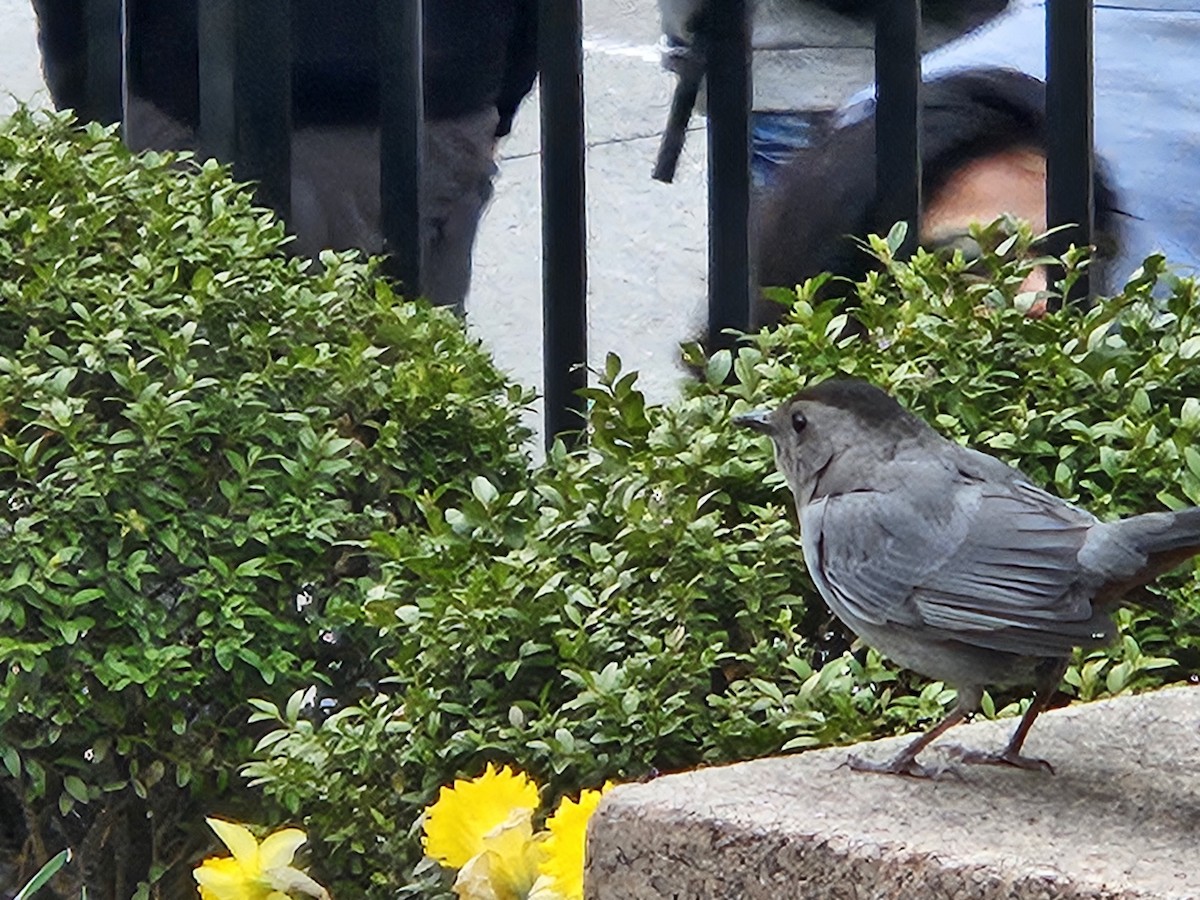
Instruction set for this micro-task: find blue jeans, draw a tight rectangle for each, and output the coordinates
[750,111,831,189]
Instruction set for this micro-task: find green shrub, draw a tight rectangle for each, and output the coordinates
[0,108,531,897]
[247,220,1199,897]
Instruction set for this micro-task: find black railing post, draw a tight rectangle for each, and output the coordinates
[197,0,236,160]
[874,0,922,257]
[539,0,588,448]
[84,0,124,128]
[229,0,291,219]
[1046,0,1094,304]
[379,0,425,297]
[705,0,752,347]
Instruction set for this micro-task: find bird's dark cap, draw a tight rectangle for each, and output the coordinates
[793,378,924,435]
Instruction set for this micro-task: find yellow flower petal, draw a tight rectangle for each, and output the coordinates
[258,828,306,870]
[206,818,261,871]
[265,865,331,900]
[194,856,255,900]
[447,809,547,899]
[478,808,545,898]
[526,874,563,900]
[539,783,616,900]
[453,853,504,900]
[196,820,327,900]
[423,764,540,869]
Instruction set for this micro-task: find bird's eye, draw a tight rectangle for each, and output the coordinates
[791,411,807,434]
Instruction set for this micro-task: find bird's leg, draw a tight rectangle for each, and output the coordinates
[847,707,969,778]
[946,659,1068,773]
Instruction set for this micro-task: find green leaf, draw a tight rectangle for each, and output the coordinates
[234,557,266,578]
[705,350,732,386]
[15,849,71,900]
[471,476,499,507]
[980,692,996,718]
[1106,661,1132,695]
[1178,336,1200,359]
[1182,397,1200,428]
[1,745,19,779]
[285,690,305,723]
[63,775,89,804]
[604,352,621,384]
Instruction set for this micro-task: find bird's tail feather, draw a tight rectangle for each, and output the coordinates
[1114,507,1200,588]
[1123,507,1200,555]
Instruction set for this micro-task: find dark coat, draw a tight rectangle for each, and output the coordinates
[33,0,538,136]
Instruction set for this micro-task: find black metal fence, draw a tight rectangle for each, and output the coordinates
[76,0,1094,445]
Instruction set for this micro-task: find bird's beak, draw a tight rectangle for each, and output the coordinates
[733,410,774,434]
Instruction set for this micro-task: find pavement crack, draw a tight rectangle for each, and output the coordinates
[500,125,705,161]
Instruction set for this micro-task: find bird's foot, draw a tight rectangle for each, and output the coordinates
[943,744,1055,774]
[843,752,957,780]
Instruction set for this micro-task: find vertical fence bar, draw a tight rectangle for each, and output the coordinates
[232,0,291,218]
[705,0,752,349]
[84,0,124,127]
[874,0,922,256]
[539,0,588,447]
[379,0,424,296]
[1046,0,1094,304]
[197,0,236,160]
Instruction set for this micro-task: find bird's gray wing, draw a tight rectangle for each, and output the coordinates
[804,460,1110,656]
[801,490,935,630]
[915,479,1109,648]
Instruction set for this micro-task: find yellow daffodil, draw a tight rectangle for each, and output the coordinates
[423,763,540,868]
[423,764,545,900]
[449,806,546,900]
[525,875,563,900]
[538,784,615,900]
[193,818,329,900]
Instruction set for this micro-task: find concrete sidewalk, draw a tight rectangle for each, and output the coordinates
[470,0,711,442]
[587,685,1200,899]
[0,0,50,117]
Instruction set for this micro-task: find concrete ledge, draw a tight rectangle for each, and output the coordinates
[586,686,1200,899]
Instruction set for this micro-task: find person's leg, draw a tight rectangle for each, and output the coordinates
[289,126,384,259]
[420,106,502,315]
[30,0,88,114]
[748,109,835,327]
[155,102,502,309]
[288,108,502,315]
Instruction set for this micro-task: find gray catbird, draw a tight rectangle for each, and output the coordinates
[736,378,1200,777]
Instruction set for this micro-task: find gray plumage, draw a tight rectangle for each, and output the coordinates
[736,378,1200,776]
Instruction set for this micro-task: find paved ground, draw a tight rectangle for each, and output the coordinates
[472,0,710,440]
[0,0,50,115]
[0,0,710,449]
[590,685,1200,899]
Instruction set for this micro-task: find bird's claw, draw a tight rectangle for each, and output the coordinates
[843,752,959,780]
[943,744,1055,774]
